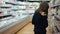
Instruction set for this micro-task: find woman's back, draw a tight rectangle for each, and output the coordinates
[32,13,48,32]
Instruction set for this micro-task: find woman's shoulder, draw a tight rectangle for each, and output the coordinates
[34,13,41,16]
[33,13,41,18]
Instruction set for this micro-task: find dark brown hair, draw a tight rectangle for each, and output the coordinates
[35,1,49,15]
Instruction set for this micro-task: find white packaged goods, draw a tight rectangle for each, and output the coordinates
[51,16,57,26]
[1,0,16,2]
[0,22,4,27]
[26,9,35,13]
[55,0,60,5]
[0,21,8,27]
[58,7,60,15]
[0,1,5,5]
[19,6,26,9]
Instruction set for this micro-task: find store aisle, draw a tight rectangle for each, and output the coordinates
[16,23,51,34]
[16,23,34,34]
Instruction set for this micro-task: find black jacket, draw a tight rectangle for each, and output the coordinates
[32,13,48,32]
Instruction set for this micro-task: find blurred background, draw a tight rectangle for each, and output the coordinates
[0,0,60,34]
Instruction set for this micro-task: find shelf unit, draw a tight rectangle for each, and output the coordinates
[0,0,27,31]
[0,1,38,34]
[49,0,60,34]
[27,0,50,3]
[51,4,60,8]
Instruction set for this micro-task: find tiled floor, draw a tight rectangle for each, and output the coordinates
[16,23,51,34]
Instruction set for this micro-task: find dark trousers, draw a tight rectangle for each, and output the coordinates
[34,30,46,34]
[34,31,46,34]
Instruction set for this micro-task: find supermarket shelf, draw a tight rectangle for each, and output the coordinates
[0,9,11,11]
[5,2,28,6]
[0,8,26,11]
[0,4,12,8]
[28,1,42,2]
[51,4,60,8]
[28,1,50,3]
[55,15,60,32]
[0,16,14,20]
[5,1,19,5]
[0,6,11,8]
[18,0,50,2]
[56,24,60,32]
[0,14,12,16]
[0,15,13,19]
[53,16,60,33]
[0,16,32,34]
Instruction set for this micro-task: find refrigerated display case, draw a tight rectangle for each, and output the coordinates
[0,1,29,33]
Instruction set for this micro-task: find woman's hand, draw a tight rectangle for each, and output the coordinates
[41,12,47,16]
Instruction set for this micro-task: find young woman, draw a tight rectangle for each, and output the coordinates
[32,1,49,34]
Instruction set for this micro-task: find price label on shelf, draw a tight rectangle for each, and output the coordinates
[0,1,5,5]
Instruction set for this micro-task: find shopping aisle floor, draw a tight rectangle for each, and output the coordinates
[16,23,51,34]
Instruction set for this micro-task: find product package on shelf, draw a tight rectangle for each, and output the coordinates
[0,20,9,28]
[0,22,4,28]
[0,12,3,18]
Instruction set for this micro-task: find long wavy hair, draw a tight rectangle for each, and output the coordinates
[35,1,49,15]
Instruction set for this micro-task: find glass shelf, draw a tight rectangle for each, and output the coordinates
[0,12,28,31]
